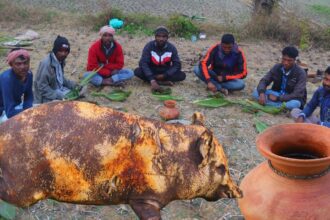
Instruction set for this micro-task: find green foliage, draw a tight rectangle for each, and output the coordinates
[0,201,17,220]
[167,14,199,38]
[118,23,153,36]
[193,97,231,108]
[193,95,285,115]
[254,118,269,134]
[152,94,184,101]
[309,4,330,17]
[91,89,131,102]
[298,21,311,50]
[64,72,98,100]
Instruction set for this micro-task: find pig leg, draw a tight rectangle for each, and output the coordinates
[129,199,161,220]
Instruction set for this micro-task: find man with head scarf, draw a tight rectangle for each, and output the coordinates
[194,34,247,95]
[253,46,307,110]
[134,26,186,92]
[34,35,79,103]
[0,49,33,122]
[85,26,133,86]
[291,66,330,127]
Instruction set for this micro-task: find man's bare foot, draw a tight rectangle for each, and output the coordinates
[101,78,125,87]
[220,88,229,96]
[157,80,174,86]
[101,78,113,86]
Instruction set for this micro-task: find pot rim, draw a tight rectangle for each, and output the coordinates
[256,123,330,172]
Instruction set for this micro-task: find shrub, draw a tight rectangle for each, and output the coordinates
[167,14,199,38]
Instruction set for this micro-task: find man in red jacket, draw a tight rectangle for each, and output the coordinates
[85,26,133,86]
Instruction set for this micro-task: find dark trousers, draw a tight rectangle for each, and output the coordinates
[134,67,186,82]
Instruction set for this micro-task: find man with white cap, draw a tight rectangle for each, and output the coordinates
[34,35,79,103]
[0,49,33,122]
[85,25,133,86]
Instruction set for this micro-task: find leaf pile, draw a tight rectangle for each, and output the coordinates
[193,95,285,115]
[91,89,131,102]
[152,87,184,101]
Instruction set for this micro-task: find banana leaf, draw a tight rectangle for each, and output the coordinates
[79,72,97,86]
[152,87,172,95]
[0,200,17,220]
[254,118,269,133]
[193,95,285,115]
[193,97,232,108]
[152,94,184,101]
[64,71,98,100]
[91,89,131,102]
[243,100,285,115]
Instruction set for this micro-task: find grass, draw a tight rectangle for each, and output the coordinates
[0,0,59,24]
[309,4,330,17]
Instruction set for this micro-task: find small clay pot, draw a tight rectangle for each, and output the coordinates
[159,100,180,120]
[238,123,330,220]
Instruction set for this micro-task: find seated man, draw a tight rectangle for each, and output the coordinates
[85,26,133,86]
[253,46,307,110]
[291,66,330,127]
[0,49,33,122]
[34,36,79,103]
[194,34,247,95]
[134,26,186,92]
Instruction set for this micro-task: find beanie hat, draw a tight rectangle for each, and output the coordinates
[221,34,235,44]
[154,26,169,35]
[52,35,70,54]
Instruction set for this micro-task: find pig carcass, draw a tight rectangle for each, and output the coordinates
[0,101,242,220]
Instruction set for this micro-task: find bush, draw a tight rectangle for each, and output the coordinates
[241,6,330,50]
[167,14,199,38]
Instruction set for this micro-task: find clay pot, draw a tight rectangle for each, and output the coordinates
[159,100,180,120]
[238,123,330,220]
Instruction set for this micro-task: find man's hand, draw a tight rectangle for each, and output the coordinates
[217,75,224,82]
[295,116,305,123]
[258,93,266,105]
[111,69,119,75]
[268,94,278,102]
[151,80,161,92]
[207,82,217,93]
[155,74,166,81]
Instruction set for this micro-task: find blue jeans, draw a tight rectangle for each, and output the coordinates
[84,69,134,87]
[193,65,245,91]
[252,88,301,110]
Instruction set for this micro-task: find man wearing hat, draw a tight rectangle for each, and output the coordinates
[34,35,79,103]
[85,26,133,86]
[0,49,33,122]
[194,34,247,95]
[134,26,186,92]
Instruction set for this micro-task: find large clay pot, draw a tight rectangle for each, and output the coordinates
[159,100,180,120]
[238,123,330,220]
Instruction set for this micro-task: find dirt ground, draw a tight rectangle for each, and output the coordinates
[0,22,329,220]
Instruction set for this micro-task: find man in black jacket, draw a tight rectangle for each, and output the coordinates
[134,26,186,92]
[253,46,307,110]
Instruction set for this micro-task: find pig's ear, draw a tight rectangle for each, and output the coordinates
[192,112,205,126]
[198,130,214,168]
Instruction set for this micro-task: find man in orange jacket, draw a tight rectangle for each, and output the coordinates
[194,34,247,95]
[85,26,133,86]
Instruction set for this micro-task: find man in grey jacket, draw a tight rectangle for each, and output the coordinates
[252,46,307,110]
[34,36,79,103]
